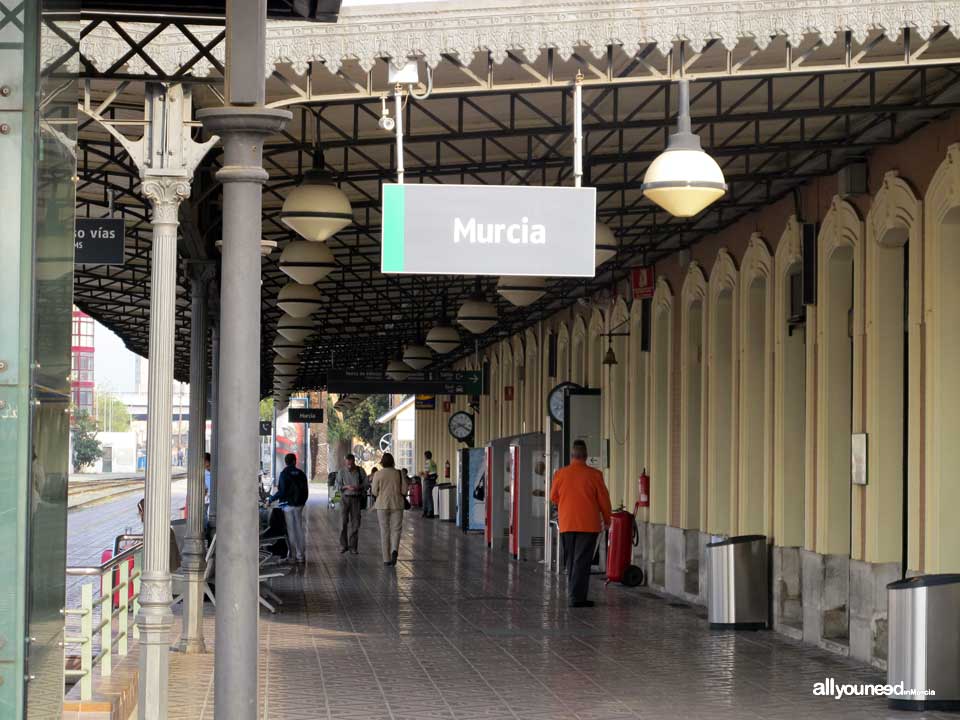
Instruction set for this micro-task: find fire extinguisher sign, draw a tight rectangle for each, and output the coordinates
[631,267,655,299]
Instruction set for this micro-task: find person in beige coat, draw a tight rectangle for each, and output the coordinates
[371,453,408,566]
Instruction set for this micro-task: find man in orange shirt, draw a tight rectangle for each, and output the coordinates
[550,440,612,607]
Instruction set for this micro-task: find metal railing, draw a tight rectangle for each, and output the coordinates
[64,534,143,701]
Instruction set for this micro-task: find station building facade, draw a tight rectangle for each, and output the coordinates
[416,111,960,669]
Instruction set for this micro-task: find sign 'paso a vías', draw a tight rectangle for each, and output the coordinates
[381,184,596,276]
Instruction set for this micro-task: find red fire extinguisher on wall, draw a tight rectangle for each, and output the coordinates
[444,459,451,479]
[636,468,650,511]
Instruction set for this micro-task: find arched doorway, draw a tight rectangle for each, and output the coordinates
[650,279,673,526]
[738,235,774,536]
[571,316,587,386]
[865,171,921,571]
[707,250,738,535]
[626,299,648,510]
[815,198,863,558]
[607,300,629,507]
[523,329,540,433]
[773,217,806,548]
[923,144,960,572]
[680,263,708,530]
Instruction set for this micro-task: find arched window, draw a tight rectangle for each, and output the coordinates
[649,279,674,526]
[680,263,708,530]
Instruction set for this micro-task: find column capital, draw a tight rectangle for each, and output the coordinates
[143,173,191,224]
[196,106,291,137]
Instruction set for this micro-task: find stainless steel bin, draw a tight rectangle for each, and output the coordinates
[887,574,960,712]
[706,534,768,630]
[437,483,456,522]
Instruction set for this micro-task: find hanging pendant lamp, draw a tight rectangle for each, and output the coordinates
[279,240,338,285]
[640,79,727,217]
[273,338,303,360]
[386,359,414,381]
[402,342,432,370]
[496,276,546,307]
[277,281,323,318]
[426,324,460,354]
[457,279,497,334]
[276,313,314,343]
[595,223,618,267]
[280,115,353,241]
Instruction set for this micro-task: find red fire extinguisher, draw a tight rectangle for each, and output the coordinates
[636,468,650,510]
[444,460,451,479]
[607,508,644,586]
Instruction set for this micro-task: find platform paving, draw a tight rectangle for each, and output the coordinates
[150,485,953,720]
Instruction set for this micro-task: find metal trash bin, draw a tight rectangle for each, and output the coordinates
[437,483,456,522]
[706,534,768,630]
[887,574,960,712]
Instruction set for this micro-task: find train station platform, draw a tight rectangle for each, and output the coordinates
[154,488,935,720]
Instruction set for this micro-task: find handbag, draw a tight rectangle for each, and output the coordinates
[473,474,486,502]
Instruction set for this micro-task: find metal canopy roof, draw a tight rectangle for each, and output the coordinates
[63,2,960,395]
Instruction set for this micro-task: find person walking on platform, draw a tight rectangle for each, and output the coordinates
[550,440,612,608]
[371,453,408,566]
[422,450,439,518]
[267,453,310,564]
[335,453,368,554]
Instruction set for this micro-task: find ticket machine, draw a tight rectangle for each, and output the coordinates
[508,432,546,561]
[457,447,485,532]
[484,436,514,549]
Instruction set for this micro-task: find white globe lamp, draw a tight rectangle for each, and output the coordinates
[278,240,337,285]
[276,281,322,318]
[641,80,727,217]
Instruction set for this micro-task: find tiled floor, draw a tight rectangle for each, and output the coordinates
[150,486,951,719]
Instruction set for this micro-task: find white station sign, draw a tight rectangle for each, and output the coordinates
[381,183,596,277]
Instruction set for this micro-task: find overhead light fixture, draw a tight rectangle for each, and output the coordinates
[426,324,460,354]
[386,359,414,381]
[457,278,497,334]
[280,113,353,242]
[402,343,432,370]
[497,276,546,307]
[276,281,323,318]
[278,240,338,285]
[595,223,618,267]
[273,338,303,360]
[640,79,727,217]
[276,314,314,343]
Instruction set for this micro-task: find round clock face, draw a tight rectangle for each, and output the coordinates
[547,382,582,424]
[448,411,475,440]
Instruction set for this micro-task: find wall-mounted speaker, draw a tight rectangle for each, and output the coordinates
[640,298,652,352]
[802,222,818,306]
[547,333,557,378]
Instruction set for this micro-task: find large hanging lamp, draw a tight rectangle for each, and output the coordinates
[280,114,353,242]
[273,338,303,360]
[595,223,618,267]
[274,359,300,377]
[278,240,338,285]
[386,359,414,381]
[402,342,432,370]
[457,279,497,334]
[497,276,546,307]
[276,281,322,318]
[640,79,727,217]
[276,313,314,343]
[426,324,460,354]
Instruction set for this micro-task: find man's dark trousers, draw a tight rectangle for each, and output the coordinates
[340,495,362,551]
[561,531,598,605]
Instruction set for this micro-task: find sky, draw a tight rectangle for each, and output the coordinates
[93,320,139,394]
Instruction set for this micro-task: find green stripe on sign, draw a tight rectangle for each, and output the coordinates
[381,184,405,272]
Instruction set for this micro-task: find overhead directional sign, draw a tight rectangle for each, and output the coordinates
[75,218,125,265]
[288,407,324,423]
[326,370,484,396]
[381,183,596,276]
